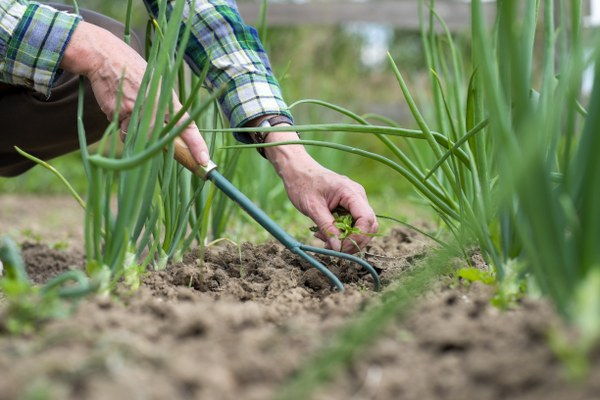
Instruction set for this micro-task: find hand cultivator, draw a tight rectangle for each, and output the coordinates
[173,139,381,292]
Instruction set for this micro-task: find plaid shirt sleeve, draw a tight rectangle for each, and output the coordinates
[0,0,80,96]
[143,0,293,140]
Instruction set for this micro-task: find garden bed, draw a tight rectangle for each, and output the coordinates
[0,225,598,400]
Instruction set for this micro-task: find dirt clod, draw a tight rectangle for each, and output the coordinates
[22,242,84,284]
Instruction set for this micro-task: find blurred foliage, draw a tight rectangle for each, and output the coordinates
[0,152,88,194]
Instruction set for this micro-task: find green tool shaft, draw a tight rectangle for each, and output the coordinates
[173,138,299,247]
[207,169,301,249]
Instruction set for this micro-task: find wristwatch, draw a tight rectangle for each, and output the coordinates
[249,115,294,158]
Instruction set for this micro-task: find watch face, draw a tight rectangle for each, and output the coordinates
[250,132,268,144]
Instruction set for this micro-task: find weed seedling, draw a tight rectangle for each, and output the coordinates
[0,236,96,334]
[310,207,379,253]
[453,260,526,310]
[455,267,495,286]
[20,229,43,244]
[52,241,70,251]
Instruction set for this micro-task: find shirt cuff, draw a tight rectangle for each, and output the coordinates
[1,3,81,97]
[217,73,294,143]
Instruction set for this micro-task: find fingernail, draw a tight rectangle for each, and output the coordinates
[199,151,209,166]
[328,238,342,251]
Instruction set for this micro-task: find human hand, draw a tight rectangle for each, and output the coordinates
[283,162,378,253]
[263,130,378,253]
[61,21,209,165]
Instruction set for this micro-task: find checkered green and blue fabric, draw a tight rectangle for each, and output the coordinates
[142,0,293,138]
[0,0,80,96]
[0,0,292,135]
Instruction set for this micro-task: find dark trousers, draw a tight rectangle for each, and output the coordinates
[0,4,142,177]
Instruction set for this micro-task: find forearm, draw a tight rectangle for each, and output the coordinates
[60,21,105,77]
[263,131,319,177]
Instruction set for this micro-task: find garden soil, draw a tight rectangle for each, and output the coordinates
[0,229,598,400]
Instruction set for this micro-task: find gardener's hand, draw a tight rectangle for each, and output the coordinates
[61,21,210,165]
[262,130,378,254]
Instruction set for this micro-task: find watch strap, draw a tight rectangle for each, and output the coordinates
[250,115,294,157]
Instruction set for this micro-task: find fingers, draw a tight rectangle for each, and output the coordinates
[310,203,343,251]
[338,186,379,254]
[119,120,130,142]
[168,95,209,166]
[179,123,210,166]
[120,103,209,167]
[313,231,327,242]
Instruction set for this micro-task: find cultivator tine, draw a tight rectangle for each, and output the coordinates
[299,245,381,291]
[291,247,344,291]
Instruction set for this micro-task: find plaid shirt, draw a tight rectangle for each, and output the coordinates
[0,0,292,132]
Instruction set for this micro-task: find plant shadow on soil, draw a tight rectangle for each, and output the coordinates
[0,228,598,400]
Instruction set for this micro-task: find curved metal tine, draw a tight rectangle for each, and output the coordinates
[299,245,381,291]
[292,247,345,291]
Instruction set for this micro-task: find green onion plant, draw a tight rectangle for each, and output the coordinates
[75,0,238,290]
[272,2,600,395]
[225,0,600,355]
[9,0,270,300]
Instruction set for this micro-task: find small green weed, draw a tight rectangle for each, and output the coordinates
[310,207,379,252]
[454,260,526,310]
[0,236,96,334]
[20,229,43,244]
[455,267,495,285]
[51,241,70,251]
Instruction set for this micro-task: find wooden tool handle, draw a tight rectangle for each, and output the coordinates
[172,137,217,179]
